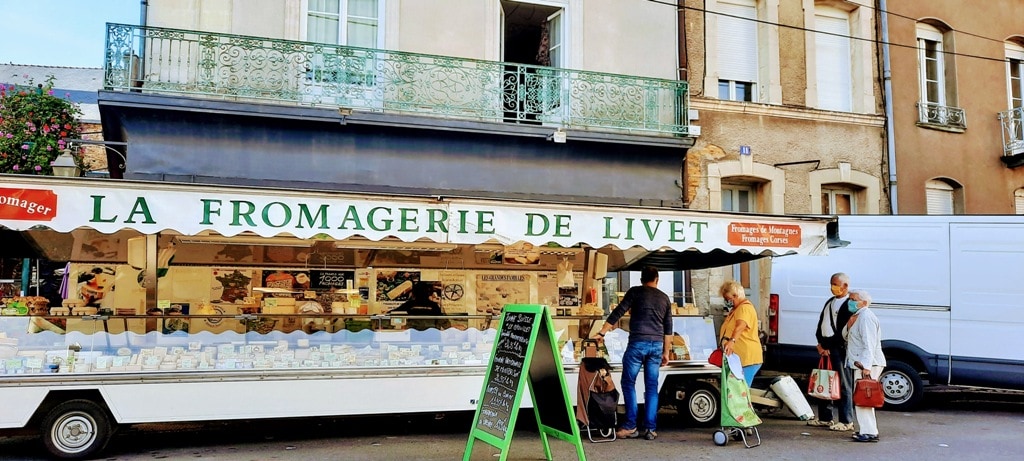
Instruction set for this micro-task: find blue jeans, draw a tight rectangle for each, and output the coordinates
[620,340,663,432]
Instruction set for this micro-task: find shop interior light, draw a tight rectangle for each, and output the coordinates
[174,235,315,247]
[335,240,458,252]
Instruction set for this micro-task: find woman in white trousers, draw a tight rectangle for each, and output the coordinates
[843,289,886,443]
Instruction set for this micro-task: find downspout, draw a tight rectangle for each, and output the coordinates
[138,0,148,84]
[879,0,898,214]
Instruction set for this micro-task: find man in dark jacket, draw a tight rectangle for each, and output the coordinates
[807,272,855,431]
[594,266,672,441]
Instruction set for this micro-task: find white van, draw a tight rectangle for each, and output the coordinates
[767,215,1024,410]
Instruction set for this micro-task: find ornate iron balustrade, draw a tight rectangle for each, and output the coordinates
[999,107,1024,157]
[916,102,966,130]
[104,23,691,137]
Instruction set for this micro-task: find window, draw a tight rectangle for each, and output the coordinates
[814,7,852,111]
[307,0,383,48]
[1008,42,1024,110]
[716,0,758,102]
[925,179,954,215]
[1016,189,1024,215]
[916,22,962,128]
[722,184,754,290]
[821,187,855,214]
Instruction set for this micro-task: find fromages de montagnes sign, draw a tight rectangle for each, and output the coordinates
[0,182,816,254]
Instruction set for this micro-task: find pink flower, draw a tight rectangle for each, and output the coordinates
[34,165,41,171]
[45,146,53,151]
[20,144,29,150]
[47,90,54,96]
[5,133,12,138]
[12,165,18,171]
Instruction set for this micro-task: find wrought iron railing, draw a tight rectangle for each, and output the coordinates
[999,107,1024,157]
[916,102,966,130]
[104,23,691,137]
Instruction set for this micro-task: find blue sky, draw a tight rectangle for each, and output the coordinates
[0,0,140,68]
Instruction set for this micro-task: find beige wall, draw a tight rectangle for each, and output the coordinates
[147,0,676,78]
[886,0,1024,214]
[579,0,677,79]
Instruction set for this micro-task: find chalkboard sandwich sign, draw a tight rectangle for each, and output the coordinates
[464,304,586,461]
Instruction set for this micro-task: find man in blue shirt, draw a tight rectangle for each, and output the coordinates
[594,266,672,441]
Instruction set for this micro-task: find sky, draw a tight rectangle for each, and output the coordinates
[0,0,141,68]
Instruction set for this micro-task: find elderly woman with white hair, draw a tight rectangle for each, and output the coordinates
[843,289,886,443]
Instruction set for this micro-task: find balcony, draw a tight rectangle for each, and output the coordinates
[999,107,1024,167]
[916,102,966,132]
[103,23,691,138]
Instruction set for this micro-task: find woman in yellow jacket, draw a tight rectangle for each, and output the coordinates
[719,280,763,386]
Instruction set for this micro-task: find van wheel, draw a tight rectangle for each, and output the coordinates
[879,360,924,411]
[679,381,720,427]
[41,399,112,459]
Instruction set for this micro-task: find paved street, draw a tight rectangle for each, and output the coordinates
[3,388,1024,460]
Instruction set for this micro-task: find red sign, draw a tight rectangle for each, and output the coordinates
[0,188,58,221]
[727,222,801,248]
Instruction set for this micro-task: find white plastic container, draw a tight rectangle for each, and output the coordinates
[769,375,814,420]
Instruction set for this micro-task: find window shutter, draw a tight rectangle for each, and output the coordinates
[815,14,852,111]
[717,1,758,83]
[925,181,954,215]
[1015,190,1024,214]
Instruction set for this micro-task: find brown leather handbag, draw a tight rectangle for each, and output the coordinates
[853,377,885,408]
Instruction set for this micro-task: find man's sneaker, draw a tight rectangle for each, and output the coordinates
[643,430,657,440]
[852,433,879,443]
[616,428,639,439]
[806,418,832,427]
[829,422,855,432]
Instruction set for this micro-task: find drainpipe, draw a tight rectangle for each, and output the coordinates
[879,0,898,214]
[138,0,148,85]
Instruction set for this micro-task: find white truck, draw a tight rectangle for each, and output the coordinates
[767,215,1024,410]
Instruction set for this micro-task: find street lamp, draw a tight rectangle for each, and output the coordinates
[51,149,80,177]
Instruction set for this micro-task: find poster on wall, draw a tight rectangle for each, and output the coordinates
[262,270,311,294]
[502,241,541,265]
[440,270,469,314]
[309,270,355,290]
[375,270,421,309]
[537,272,558,307]
[475,274,530,314]
[211,269,254,303]
[73,265,117,308]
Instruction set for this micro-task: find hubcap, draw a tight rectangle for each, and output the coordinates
[690,390,716,422]
[880,371,912,404]
[52,412,96,454]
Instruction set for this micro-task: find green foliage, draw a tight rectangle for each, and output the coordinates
[0,74,83,175]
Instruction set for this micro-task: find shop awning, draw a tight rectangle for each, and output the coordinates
[0,176,836,263]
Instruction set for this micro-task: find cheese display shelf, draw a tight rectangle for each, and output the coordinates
[0,313,500,375]
[0,313,716,376]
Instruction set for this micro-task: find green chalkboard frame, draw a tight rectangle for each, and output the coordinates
[464,304,586,461]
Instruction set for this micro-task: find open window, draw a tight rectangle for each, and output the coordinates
[500,1,567,124]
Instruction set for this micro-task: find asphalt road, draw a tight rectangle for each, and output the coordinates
[3,389,1024,460]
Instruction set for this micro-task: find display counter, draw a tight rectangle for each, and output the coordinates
[0,313,715,376]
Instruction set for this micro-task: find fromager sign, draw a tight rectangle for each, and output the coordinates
[0,177,830,256]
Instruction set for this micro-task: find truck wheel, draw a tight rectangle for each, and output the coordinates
[41,399,112,459]
[879,360,924,411]
[679,381,720,427]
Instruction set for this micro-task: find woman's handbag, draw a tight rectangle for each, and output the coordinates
[853,376,885,408]
[708,348,723,367]
[807,357,840,400]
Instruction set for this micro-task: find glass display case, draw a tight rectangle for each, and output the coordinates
[0,312,716,376]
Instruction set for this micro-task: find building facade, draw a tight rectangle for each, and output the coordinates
[679,0,887,312]
[882,0,1024,214]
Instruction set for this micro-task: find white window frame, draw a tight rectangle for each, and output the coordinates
[304,0,386,48]
[715,0,759,102]
[1007,42,1024,110]
[813,6,852,112]
[821,186,856,215]
[917,24,946,109]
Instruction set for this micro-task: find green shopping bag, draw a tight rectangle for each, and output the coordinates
[721,361,762,428]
